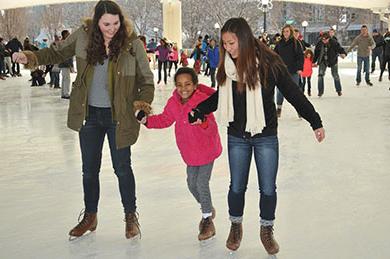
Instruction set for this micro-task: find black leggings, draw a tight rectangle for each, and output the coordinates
[158,60,168,84]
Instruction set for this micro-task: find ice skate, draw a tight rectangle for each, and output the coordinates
[125,212,141,240]
[226,222,242,251]
[198,217,216,242]
[260,225,279,255]
[68,209,97,241]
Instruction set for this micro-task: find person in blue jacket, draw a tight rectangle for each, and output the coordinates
[207,39,219,88]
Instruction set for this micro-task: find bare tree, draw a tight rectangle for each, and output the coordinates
[41,5,64,39]
[0,8,27,40]
[119,0,162,37]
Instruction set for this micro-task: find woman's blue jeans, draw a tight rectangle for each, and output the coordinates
[227,135,279,221]
[79,106,136,214]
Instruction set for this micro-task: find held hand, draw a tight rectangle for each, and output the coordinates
[12,52,28,64]
[297,70,302,75]
[188,109,205,125]
[340,54,346,59]
[135,110,147,124]
[314,128,325,143]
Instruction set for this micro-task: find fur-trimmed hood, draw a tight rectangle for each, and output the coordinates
[82,18,136,39]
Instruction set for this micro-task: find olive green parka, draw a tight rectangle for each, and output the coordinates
[23,19,154,149]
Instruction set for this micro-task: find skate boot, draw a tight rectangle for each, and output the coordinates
[226,222,243,251]
[198,217,216,241]
[125,212,141,239]
[68,209,97,240]
[198,207,216,230]
[260,225,279,255]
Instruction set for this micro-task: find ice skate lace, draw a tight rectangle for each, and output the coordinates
[231,223,241,242]
[262,226,274,244]
[200,218,211,234]
[75,209,94,228]
[125,212,142,238]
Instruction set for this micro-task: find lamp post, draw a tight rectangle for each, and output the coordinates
[153,27,159,42]
[258,0,273,33]
[302,20,308,42]
[214,22,220,41]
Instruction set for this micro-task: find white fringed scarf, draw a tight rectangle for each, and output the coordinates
[217,53,265,135]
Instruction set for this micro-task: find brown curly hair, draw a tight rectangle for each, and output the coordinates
[86,0,128,65]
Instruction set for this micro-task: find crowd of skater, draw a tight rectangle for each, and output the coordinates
[4,0,390,256]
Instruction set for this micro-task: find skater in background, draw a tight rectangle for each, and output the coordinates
[188,17,325,255]
[136,67,222,242]
[180,49,189,67]
[274,24,304,117]
[13,0,154,240]
[301,49,316,96]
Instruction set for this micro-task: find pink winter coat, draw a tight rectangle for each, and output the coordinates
[168,49,179,62]
[146,84,222,166]
[301,57,314,78]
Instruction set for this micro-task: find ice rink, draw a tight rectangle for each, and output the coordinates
[1,62,389,259]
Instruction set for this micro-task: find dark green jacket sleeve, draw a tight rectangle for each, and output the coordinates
[133,39,154,104]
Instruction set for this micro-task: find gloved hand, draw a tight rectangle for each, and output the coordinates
[135,110,147,124]
[188,108,205,124]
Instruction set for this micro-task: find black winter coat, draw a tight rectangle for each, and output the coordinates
[314,38,346,67]
[274,38,304,74]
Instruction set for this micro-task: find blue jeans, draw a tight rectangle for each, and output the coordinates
[318,63,342,95]
[227,135,279,221]
[356,56,370,83]
[79,106,136,214]
[276,72,300,106]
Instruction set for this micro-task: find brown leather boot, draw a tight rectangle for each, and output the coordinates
[198,217,216,241]
[68,210,97,239]
[226,222,243,251]
[198,207,216,231]
[260,225,279,255]
[125,212,141,239]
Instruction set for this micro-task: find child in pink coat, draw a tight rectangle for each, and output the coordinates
[135,67,222,242]
[301,49,316,96]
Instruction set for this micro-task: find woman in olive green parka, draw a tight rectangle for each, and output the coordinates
[13,0,154,240]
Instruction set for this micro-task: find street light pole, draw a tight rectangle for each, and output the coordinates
[153,27,159,42]
[258,0,273,33]
[301,20,308,42]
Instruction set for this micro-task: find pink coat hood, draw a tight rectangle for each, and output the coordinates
[146,84,222,166]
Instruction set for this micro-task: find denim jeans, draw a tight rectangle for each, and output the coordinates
[227,135,279,221]
[356,56,370,83]
[371,50,383,71]
[276,72,299,106]
[318,63,342,95]
[79,106,136,214]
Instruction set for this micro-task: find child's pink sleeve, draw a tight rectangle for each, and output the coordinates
[146,100,176,129]
[197,84,216,96]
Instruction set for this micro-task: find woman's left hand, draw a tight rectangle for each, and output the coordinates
[314,128,325,143]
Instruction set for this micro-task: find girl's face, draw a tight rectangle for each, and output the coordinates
[176,73,196,101]
[98,13,120,42]
[222,32,239,58]
[283,28,291,40]
[306,53,312,58]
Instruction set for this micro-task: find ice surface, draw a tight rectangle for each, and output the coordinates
[0,63,389,259]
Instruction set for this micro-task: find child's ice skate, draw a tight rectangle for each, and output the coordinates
[198,216,216,243]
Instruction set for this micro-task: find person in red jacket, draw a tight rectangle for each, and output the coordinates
[301,49,316,96]
[135,67,222,242]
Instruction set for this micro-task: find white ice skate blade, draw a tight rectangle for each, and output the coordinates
[199,235,216,246]
[127,234,141,244]
[68,230,96,242]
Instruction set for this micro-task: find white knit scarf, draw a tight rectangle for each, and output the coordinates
[217,52,265,135]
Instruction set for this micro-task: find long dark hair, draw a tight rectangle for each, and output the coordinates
[217,17,285,92]
[86,0,128,65]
